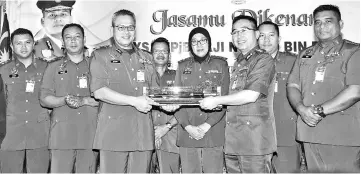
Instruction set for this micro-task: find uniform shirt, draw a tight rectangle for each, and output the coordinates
[152,69,178,154]
[0,58,49,150]
[174,55,230,148]
[40,55,97,149]
[34,36,64,61]
[225,46,276,156]
[90,37,155,151]
[288,36,360,146]
[273,52,297,146]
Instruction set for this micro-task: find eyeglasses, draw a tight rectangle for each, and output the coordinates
[113,25,136,32]
[64,36,82,41]
[153,50,169,54]
[231,27,256,35]
[191,38,208,46]
[46,12,70,19]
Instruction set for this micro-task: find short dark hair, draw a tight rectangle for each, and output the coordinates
[151,37,170,53]
[313,4,341,21]
[10,28,34,43]
[258,21,280,36]
[232,15,257,29]
[62,23,85,39]
[112,9,136,27]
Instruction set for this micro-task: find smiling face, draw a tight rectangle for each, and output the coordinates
[232,19,259,54]
[314,10,343,42]
[113,15,136,49]
[42,9,72,35]
[152,42,170,66]
[11,34,34,60]
[63,26,85,55]
[258,24,280,55]
[191,33,209,58]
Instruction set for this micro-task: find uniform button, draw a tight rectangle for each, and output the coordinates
[317,61,321,63]
[25,100,28,102]
[313,81,316,84]
[135,87,138,90]
[235,75,238,78]
[158,114,161,117]
[311,92,315,95]
[77,68,79,70]
[200,113,202,116]
[237,64,240,67]
[61,78,63,80]
[199,76,201,78]
[282,78,286,80]
[214,76,216,78]
[246,121,251,125]
[25,120,28,123]
[199,68,201,71]
[115,68,118,70]
[131,68,134,71]
[25,110,28,113]
[227,122,230,125]
[77,94,80,96]
[78,112,81,115]
[133,78,136,81]
[108,116,111,119]
[55,119,58,122]
[12,81,14,84]
[25,70,27,72]
[76,76,79,78]
[77,85,79,88]
[321,51,324,54]
[291,117,294,120]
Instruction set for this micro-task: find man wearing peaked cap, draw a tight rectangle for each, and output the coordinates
[34,0,75,62]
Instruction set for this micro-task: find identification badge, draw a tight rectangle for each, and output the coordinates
[231,80,237,90]
[274,81,278,93]
[79,76,88,88]
[314,66,326,82]
[137,70,145,82]
[110,60,121,63]
[26,80,35,93]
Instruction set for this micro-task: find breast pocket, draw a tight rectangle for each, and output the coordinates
[55,73,69,96]
[205,71,223,86]
[234,68,248,90]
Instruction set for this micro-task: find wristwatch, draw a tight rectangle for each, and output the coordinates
[165,122,173,129]
[313,105,327,118]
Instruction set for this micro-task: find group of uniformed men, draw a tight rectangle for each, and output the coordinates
[0,0,359,173]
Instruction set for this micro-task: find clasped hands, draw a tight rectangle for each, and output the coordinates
[185,123,211,140]
[65,95,99,109]
[298,104,323,127]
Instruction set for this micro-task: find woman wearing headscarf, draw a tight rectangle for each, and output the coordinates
[174,27,230,173]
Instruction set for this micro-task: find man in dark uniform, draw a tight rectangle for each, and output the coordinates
[150,37,180,173]
[40,23,98,173]
[287,4,360,172]
[175,27,230,173]
[258,21,302,172]
[34,0,75,61]
[0,28,50,173]
[90,9,159,173]
[200,15,276,173]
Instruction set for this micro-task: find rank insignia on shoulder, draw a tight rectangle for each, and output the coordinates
[9,74,19,78]
[178,57,191,63]
[58,70,67,74]
[246,53,253,60]
[183,67,192,74]
[302,54,312,58]
[302,48,314,59]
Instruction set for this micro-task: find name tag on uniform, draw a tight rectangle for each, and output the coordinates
[137,70,145,82]
[9,74,19,78]
[206,70,221,74]
[110,60,121,63]
[26,80,35,93]
[58,70,67,74]
[302,55,312,59]
[79,76,88,88]
[314,66,326,82]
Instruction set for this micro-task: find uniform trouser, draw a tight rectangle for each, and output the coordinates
[179,146,224,173]
[0,147,49,173]
[156,150,180,173]
[100,150,152,173]
[303,142,360,173]
[225,153,272,173]
[272,144,301,173]
[50,149,98,173]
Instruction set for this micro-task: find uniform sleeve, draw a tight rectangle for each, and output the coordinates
[287,54,301,89]
[345,48,360,85]
[90,51,109,93]
[40,63,56,100]
[174,63,192,128]
[205,60,230,126]
[244,54,275,96]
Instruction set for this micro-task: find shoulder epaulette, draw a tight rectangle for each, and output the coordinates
[0,59,11,67]
[210,55,228,62]
[93,44,112,51]
[37,56,63,63]
[345,40,360,46]
[140,48,151,54]
[283,51,298,57]
[178,57,192,64]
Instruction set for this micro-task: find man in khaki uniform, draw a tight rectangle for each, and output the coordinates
[150,37,180,173]
[40,23,98,173]
[200,15,276,173]
[90,9,159,173]
[34,0,75,61]
[258,21,302,172]
[287,4,360,172]
[0,28,50,173]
